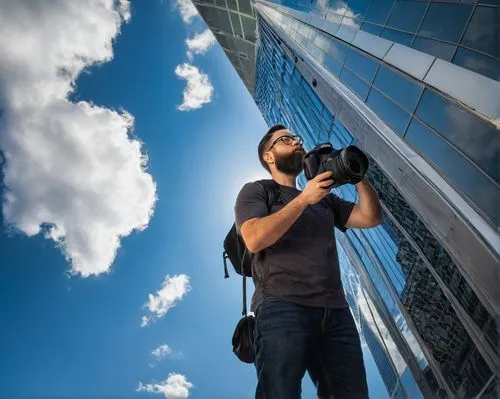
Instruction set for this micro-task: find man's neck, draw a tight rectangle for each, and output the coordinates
[271,172,297,188]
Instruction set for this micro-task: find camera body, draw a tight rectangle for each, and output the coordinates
[303,143,369,187]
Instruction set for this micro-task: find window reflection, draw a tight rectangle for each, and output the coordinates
[373,65,423,112]
[411,36,456,61]
[364,0,394,25]
[405,118,500,228]
[386,0,427,33]
[415,89,500,183]
[453,46,500,82]
[367,88,411,135]
[381,27,413,46]
[361,21,384,36]
[344,49,378,83]
[418,3,473,43]
[340,67,371,100]
[462,6,500,59]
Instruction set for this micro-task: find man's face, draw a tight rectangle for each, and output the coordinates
[266,129,305,176]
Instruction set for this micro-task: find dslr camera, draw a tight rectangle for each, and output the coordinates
[303,143,369,187]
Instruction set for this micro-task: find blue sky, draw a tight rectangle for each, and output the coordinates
[0,1,386,398]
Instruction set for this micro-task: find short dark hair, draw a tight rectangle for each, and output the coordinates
[258,124,287,172]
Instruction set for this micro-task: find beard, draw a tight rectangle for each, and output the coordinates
[274,150,305,175]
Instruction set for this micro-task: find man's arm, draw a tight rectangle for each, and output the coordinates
[344,179,383,229]
[240,171,334,253]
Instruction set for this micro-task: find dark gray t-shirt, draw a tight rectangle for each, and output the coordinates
[234,180,355,312]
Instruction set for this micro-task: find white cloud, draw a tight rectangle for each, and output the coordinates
[186,29,216,60]
[137,373,194,398]
[174,64,214,111]
[176,0,199,24]
[141,274,191,327]
[0,1,157,277]
[151,344,172,360]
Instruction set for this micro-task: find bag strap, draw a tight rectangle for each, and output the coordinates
[240,179,282,316]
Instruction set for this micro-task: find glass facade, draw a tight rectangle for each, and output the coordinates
[265,0,500,81]
[253,16,498,397]
[260,2,500,233]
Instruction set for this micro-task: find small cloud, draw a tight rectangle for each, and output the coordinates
[136,373,194,398]
[176,0,198,24]
[141,274,191,327]
[174,64,214,111]
[186,29,216,60]
[151,344,172,360]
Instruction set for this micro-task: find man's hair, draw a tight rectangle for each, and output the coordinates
[258,124,286,172]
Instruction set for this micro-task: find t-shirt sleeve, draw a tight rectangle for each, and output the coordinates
[234,182,269,232]
[329,192,355,232]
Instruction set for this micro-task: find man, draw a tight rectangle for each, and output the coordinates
[234,124,383,399]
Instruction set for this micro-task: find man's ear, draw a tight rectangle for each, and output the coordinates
[263,151,274,165]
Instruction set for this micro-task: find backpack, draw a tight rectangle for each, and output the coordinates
[223,179,283,363]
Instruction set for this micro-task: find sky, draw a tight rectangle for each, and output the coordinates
[0,1,387,398]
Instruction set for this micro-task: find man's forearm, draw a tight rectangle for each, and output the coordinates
[241,195,308,253]
[356,179,383,224]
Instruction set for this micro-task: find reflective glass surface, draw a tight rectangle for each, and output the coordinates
[462,6,500,59]
[360,21,384,36]
[406,118,500,228]
[381,27,413,46]
[415,89,500,184]
[418,3,473,43]
[364,0,394,25]
[340,67,371,100]
[344,49,379,83]
[373,65,423,112]
[453,46,500,81]
[386,0,427,33]
[411,36,456,61]
[366,88,410,134]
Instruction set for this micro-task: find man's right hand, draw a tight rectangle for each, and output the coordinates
[299,171,334,205]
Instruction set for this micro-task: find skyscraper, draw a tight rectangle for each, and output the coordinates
[193,0,500,396]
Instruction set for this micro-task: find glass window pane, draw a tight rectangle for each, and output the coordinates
[386,0,428,33]
[324,55,343,76]
[328,39,349,64]
[406,118,500,228]
[412,36,457,61]
[361,22,384,36]
[381,27,413,46]
[344,0,372,21]
[462,6,500,59]
[227,0,238,11]
[339,67,371,100]
[415,90,500,183]
[373,65,423,112]
[365,0,394,25]
[453,46,500,82]
[216,0,226,7]
[230,12,243,37]
[238,0,253,15]
[344,49,378,83]
[367,88,410,135]
[241,16,257,41]
[418,3,473,43]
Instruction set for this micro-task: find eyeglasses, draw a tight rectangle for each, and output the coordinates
[267,135,304,151]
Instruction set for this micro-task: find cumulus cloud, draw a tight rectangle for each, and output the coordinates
[174,64,214,111]
[141,274,191,327]
[0,1,157,277]
[186,29,216,60]
[137,373,194,398]
[176,0,199,24]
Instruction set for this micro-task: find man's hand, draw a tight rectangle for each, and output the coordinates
[299,171,334,205]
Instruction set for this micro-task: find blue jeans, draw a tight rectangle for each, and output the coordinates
[253,295,369,399]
